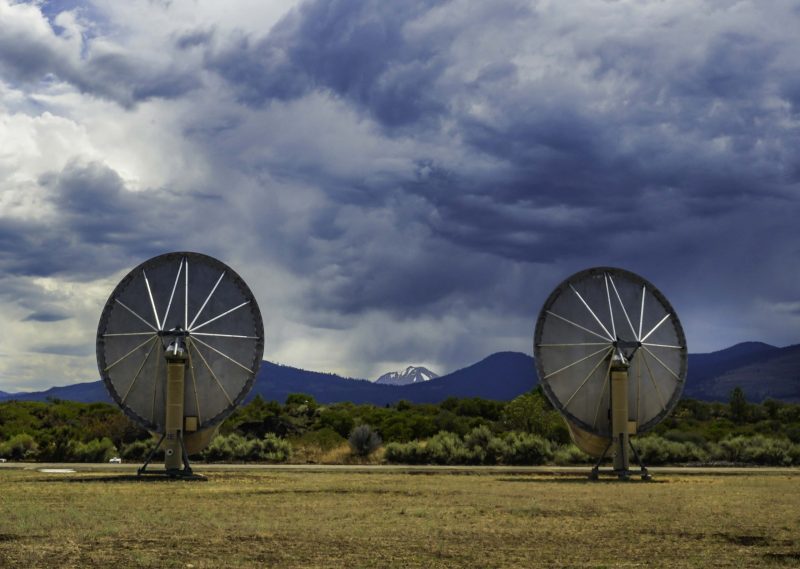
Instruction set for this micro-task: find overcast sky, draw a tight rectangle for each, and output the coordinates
[1,0,799,392]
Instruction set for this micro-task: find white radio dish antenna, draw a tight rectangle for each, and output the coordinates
[96,252,264,477]
[534,267,687,480]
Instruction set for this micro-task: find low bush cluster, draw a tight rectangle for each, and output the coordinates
[121,438,158,461]
[712,435,800,465]
[200,433,292,463]
[634,434,800,466]
[634,435,709,465]
[0,434,118,462]
[384,426,555,465]
[0,433,38,460]
[384,429,800,467]
[65,437,118,462]
[552,444,593,465]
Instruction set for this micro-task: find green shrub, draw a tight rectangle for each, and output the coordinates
[260,433,292,462]
[425,431,471,464]
[463,425,509,465]
[214,433,252,460]
[67,437,117,462]
[384,441,427,464]
[0,433,39,460]
[463,425,492,464]
[202,433,292,462]
[486,436,510,464]
[712,435,797,466]
[121,438,158,460]
[385,432,474,465]
[634,435,706,465]
[501,432,553,465]
[202,434,234,462]
[385,430,556,466]
[553,444,592,465]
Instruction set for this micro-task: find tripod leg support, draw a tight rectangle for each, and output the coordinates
[178,431,193,476]
[589,440,613,481]
[629,439,651,481]
[138,432,167,476]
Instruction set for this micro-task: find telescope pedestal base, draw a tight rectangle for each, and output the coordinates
[137,470,208,481]
[137,430,201,479]
[588,439,651,481]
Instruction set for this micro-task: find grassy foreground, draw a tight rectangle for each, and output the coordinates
[1,469,799,568]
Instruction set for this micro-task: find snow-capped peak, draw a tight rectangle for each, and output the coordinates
[375,366,439,386]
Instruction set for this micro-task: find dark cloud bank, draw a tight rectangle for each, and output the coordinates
[2,0,800,382]
[200,0,800,349]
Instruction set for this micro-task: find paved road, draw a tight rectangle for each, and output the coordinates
[1,462,798,476]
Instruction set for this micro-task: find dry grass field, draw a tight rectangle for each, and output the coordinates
[1,468,799,568]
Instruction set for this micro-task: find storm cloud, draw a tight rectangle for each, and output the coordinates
[1,0,799,391]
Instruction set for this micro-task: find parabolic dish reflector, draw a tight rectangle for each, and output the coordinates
[534,267,687,438]
[96,252,264,433]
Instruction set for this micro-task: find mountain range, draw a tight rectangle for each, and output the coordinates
[682,342,800,402]
[375,366,439,386]
[0,342,798,406]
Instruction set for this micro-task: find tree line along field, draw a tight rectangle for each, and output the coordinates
[1,468,799,568]
[1,388,800,466]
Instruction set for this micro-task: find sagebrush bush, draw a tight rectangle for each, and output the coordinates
[463,425,490,444]
[261,433,293,462]
[501,432,553,465]
[348,424,382,457]
[632,434,800,466]
[425,431,470,464]
[201,433,292,462]
[486,436,510,464]
[202,434,233,462]
[634,435,707,465]
[711,435,797,466]
[464,425,506,464]
[121,439,158,460]
[0,433,38,460]
[384,441,426,464]
[384,430,556,466]
[553,444,592,465]
[66,437,117,462]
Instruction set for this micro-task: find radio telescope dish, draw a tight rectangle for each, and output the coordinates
[534,267,687,479]
[96,252,264,476]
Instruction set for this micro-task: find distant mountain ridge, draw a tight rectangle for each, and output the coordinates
[0,381,112,404]
[376,366,439,386]
[0,352,536,406]
[683,342,800,402]
[1,343,799,405]
[248,352,534,405]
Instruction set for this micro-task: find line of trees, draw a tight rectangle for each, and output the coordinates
[1,387,800,465]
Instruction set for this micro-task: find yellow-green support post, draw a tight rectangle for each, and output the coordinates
[164,345,187,472]
[611,358,630,478]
